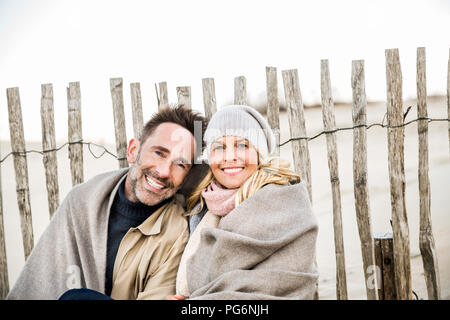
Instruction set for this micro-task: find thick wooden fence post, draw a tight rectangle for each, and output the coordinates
[321,60,348,300]
[416,47,441,300]
[41,84,60,217]
[202,78,217,121]
[177,86,191,109]
[234,76,247,105]
[110,78,129,169]
[281,69,312,199]
[130,82,144,139]
[67,82,84,186]
[351,60,378,300]
[374,233,397,300]
[385,48,413,300]
[266,66,280,157]
[0,143,9,299]
[158,82,169,111]
[7,87,34,259]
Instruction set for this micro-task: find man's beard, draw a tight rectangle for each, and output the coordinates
[129,165,179,206]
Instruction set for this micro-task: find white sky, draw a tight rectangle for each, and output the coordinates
[0,0,449,143]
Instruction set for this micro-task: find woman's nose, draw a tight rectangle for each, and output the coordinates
[223,146,237,162]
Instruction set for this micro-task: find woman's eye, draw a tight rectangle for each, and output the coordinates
[213,145,224,151]
[237,143,248,149]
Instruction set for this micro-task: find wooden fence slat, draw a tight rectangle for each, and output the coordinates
[202,78,217,121]
[176,86,192,109]
[351,60,378,300]
[130,82,144,139]
[416,47,441,300]
[234,76,247,105]
[385,48,413,300]
[447,48,450,156]
[266,66,280,157]
[281,69,312,199]
[375,233,397,300]
[0,142,9,299]
[110,78,129,169]
[281,68,317,300]
[67,82,84,186]
[41,84,60,217]
[6,87,34,259]
[158,81,169,111]
[320,60,348,300]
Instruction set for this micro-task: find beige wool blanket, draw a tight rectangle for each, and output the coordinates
[6,169,130,299]
[185,182,319,300]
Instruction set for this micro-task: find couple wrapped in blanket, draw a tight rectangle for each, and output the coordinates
[7,104,318,300]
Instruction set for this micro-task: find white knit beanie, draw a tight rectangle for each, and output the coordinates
[204,105,276,163]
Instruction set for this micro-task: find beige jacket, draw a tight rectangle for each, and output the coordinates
[111,176,189,299]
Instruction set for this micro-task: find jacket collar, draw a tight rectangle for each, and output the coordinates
[136,200,174,236]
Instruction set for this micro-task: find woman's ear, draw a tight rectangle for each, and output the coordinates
[127,138,140,165]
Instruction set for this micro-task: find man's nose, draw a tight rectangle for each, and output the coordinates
[155,160,171,178]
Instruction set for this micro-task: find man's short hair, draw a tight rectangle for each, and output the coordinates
[140,104,207,154]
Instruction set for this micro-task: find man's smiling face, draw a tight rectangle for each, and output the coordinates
[125,122,195,206]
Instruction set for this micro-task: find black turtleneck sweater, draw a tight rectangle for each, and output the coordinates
[104,179,170,296]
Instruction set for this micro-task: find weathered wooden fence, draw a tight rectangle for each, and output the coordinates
[0,47,448,300]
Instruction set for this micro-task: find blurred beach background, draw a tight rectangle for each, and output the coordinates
[0,0,449,299]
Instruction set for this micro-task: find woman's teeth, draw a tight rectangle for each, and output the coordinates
[223,168,243,173]
[146,175,165,189]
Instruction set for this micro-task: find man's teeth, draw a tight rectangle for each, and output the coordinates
[146,176,165,189]
[223,168,243,173]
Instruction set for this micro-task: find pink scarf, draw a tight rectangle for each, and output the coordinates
[201,180,238,216]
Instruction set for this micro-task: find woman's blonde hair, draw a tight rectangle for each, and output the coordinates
[185,157,301,215]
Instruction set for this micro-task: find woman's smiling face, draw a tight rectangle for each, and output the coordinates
[209,136,259,189]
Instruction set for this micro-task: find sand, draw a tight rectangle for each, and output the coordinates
[1,96,449,299]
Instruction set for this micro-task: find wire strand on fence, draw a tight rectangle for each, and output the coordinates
[278,116,449,147]
[0,116,449,164]
[0,140,127,164]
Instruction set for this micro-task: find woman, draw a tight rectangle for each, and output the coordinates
[169,104,319,300]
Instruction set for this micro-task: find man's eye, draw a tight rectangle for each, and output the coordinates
[155,151,164,157]
[174,161,188,170]
[174,160,183,166]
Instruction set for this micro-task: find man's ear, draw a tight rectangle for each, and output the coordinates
[127,138,140,165]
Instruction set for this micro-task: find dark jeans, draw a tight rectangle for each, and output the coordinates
[59,288,114,300]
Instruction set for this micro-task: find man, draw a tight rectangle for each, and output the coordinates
[7,105,207,300]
